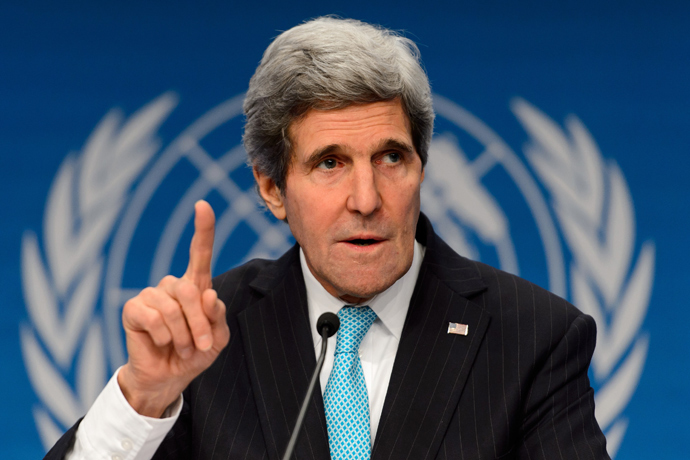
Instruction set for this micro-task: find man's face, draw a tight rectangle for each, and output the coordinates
[255,100,424,303]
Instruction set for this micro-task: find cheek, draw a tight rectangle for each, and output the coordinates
[285,192,335,244]
[395,183,422,237]
[392,179,422,214]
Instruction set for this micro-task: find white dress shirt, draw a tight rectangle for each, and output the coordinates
[66,241,424,459]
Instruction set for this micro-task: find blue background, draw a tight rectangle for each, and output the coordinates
[1,1,689,458]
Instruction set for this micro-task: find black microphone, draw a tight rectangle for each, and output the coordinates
[282,312,340,460]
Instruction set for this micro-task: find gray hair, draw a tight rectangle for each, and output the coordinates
[243,16,434,192]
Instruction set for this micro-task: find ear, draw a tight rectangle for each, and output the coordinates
[253,166,287,221]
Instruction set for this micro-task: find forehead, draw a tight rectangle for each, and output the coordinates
[288,100,413,157]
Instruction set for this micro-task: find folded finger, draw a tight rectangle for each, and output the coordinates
[139,286,196,358]
[201,289,222,322]
[201,291,230,350]
[122,296,172,348]
[174,280,213,351]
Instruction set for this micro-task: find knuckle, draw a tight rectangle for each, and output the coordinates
[122,297,137,314]
[172,333,193,350]
[140,308,162,329]
[159,297,182,317]
[122,297,145,322]
[176,280,199,300]
[204,288,218,302]
[217,299,226,314]
[210,300,227,322]
[159,275,178,287]
[139,286,158,301]
[150,325,172,347]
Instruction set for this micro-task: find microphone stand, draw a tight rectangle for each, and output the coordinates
[282,313,339,460]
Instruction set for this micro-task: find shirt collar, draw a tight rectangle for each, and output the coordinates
[301,240,425,345]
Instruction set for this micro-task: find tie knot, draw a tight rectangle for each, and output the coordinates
[335,306,377,354]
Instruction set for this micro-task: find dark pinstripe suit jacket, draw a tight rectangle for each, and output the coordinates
[46,214,609,459]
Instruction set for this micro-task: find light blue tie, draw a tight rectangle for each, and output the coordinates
[324,306,377,460]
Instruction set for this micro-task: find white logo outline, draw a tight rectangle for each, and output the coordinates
[20,93,178,448]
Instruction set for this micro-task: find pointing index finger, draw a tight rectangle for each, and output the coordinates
[184,200,215,290]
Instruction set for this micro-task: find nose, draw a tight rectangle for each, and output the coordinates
[346,163,382,216]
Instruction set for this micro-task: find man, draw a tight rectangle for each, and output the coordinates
[47,17,610,459]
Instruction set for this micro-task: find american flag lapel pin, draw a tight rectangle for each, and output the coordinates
[447,322,469,336]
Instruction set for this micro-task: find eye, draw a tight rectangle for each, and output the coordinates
[381,152,401,164]
[316,158,339,170]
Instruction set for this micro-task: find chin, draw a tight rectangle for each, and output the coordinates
[336,266,406,299]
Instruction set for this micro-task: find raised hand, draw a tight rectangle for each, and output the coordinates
[118,200,231,417]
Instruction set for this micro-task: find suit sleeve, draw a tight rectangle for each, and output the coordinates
[518,313,611,459]
[42,421,80,460]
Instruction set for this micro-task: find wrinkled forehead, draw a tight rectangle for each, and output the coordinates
[286,99,415,156]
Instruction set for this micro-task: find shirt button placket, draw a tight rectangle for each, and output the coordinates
[121,438,133,451]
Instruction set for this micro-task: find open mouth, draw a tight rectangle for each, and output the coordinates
[346,238,380,246]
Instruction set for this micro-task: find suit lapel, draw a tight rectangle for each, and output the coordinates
[237,247,330,460]
[372,215,492,460]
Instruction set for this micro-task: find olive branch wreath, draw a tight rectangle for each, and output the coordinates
[20,94,176,450]
[513,99,655,458]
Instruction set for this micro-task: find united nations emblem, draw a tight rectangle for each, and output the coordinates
[21,93,654,458]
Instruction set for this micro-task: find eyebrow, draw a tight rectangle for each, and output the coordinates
[303,138,415,166]
[304,144,340,167]
[375,138,415,156]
